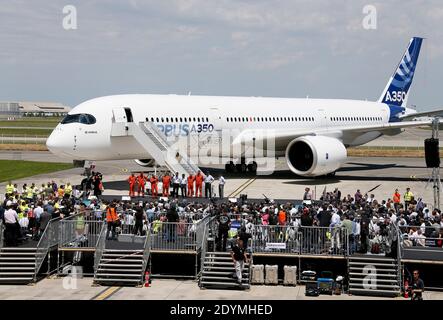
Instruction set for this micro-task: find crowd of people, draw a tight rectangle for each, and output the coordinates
[1,175,440,298]
[1,173,442,252]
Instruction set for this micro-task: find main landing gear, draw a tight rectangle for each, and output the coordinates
[225,158,257,174]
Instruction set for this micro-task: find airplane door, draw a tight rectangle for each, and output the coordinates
[210,107,222,132]
[317,108,328,129]
[113,107,128,123]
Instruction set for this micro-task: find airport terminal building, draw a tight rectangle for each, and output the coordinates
[0,101,71,118]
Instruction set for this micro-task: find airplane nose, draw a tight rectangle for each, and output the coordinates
[46,130,66,156]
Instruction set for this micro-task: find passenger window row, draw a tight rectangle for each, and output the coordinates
[330,116,382,122]
[226,116,314,122]
[147,117,210,123]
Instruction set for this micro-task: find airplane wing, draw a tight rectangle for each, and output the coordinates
[232,119,438,148]
[399,108,443,120]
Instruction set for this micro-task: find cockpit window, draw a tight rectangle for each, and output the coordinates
[61,113,96,125]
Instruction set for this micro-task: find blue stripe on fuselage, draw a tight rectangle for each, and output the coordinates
[388,104,405,122]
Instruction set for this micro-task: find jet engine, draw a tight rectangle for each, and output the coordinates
[285,136,347,177]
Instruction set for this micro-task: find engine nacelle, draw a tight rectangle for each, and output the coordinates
[134,159,156,167]
[285,136,347,177]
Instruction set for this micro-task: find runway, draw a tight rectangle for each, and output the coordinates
[0,150,438,207]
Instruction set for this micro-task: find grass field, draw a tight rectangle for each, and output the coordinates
[0,117,61,128]
[0,160,73,183]
[0,128,53,136]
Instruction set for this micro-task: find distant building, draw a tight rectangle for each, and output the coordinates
[0,101,71,118]
[0,102,20,119]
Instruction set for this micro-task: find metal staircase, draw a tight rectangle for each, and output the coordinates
[94,249,146,286]
[93,226,151,287]
[348,255,401,297]
[0,218,59,285]
[200,251,251,289]
[0,247,38,283]
[111,121,201,176]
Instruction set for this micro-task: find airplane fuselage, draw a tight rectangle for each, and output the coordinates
[47,94,394,161]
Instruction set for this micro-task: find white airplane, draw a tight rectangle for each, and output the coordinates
[47,37,442,177]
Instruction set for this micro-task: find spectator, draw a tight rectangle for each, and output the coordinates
[230,238,249,285]
[411,270,424,300]
[217,210,231,252]
[4,201,19,246]
[204,172,214,198]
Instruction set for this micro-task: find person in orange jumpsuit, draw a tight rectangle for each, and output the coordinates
[187,174,195,197]
[150,174,159,197]
[195,170,204,197]
[137,173,146,197]
[128,173,136,197]
[162,172,171,197]
[393,188,401,212]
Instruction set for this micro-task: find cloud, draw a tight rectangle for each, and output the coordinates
[0,0,442,108]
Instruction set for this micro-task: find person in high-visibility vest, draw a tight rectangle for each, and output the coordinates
[404,187,414,209]
[393,188,401,212]
[65,182,73,197]
[195,171,204,197]
[187,174,195,197]
[137,173,146,197]
[26,185,34,201]
[5,181,14,198]
[150,174,159,197]
[58,185,65,199]
[106,203,119,240]
[127,173,137,197]
[162,173,171,197]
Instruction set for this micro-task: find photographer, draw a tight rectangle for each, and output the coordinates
[216,210,231,251]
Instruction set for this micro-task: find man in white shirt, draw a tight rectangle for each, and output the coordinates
[180,174,187,198]
[218,175,226,199]
[204,172,214,198]
[172,172,180,197]
[4,201,19,246]
[33,203,44,221]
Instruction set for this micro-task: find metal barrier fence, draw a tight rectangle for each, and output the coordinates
[59,217,105,249]
[34,218,60,281]
[0,220,3,248]
[150,220,201,252]
[0,134,48,144]
[400,225,443,248]
[251,225,349,256]
[93,222,107,273]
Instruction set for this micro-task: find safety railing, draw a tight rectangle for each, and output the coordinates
[34,218,60,281]
[196,215,212,251]
[139,228,152,283]
[251,225,349,256]
[59,217,105,249]
[150,219,207,252]
[399,225,443,248]
[93,222,107,274]
[0,220,4,249]
[198,223,210,284]
[394,223,403,291]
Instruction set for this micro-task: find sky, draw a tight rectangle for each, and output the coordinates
[0,0,442,111]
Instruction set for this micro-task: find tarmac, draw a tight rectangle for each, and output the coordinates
[0,277,441,300]
[0,151,438,207]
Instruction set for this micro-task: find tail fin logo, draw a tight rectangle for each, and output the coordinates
[379,37,423,108]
